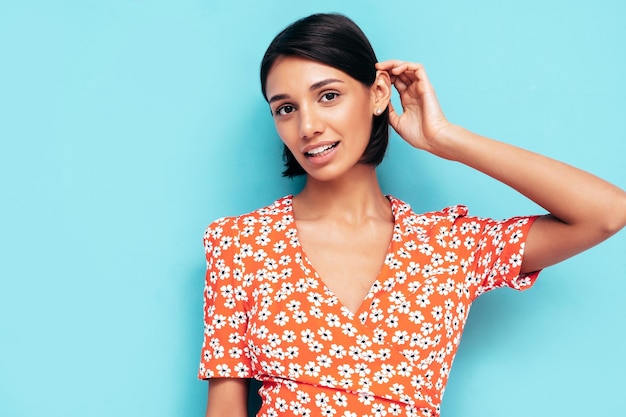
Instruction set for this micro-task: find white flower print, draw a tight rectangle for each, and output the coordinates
[285,346,299,359]
[509,252,522,267]
[392,330,409,344]
[418,244,434,256]
[385,314,399,328]
[304,361,321,377]
[315,393,330,407]
[330,344,347,359]
[341,323,357,337]
[216,363,230,376]
[318,327,333,341]
[253,249,267,262]
[274,311,289,326]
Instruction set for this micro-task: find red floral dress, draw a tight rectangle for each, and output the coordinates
[199,196,540,417]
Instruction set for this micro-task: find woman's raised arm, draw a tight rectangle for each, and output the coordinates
[376,60,626,273]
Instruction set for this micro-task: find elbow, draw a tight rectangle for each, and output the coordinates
[602,190,626,237]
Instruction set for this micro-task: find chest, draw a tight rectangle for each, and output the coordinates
[295,220,394,314]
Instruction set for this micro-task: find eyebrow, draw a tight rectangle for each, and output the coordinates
[268,78,344,104]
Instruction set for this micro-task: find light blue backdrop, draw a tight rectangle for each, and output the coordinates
[1,1,624,416]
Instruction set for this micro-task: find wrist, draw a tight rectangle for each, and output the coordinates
[429,123,465,160]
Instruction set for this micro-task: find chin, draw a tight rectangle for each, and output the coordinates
[303,163,368,183]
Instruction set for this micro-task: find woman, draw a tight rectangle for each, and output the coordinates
[199,13,626,417]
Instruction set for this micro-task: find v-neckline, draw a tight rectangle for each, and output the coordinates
[287,195,399,318]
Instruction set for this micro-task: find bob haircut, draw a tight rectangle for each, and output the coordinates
[260,13,390,178]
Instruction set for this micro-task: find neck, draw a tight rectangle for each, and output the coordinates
[293,164,392,223]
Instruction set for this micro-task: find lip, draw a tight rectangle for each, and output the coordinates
[302,141,340,165]
[302,141,340,155]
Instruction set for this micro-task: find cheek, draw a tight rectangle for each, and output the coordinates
[273,122,302,155]
[339,106,373,141]
[338,94,373,125]
[273,123,292,145]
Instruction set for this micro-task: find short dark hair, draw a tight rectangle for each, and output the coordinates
[260,13,389,178]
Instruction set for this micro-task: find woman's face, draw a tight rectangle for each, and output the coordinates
[265,56,378,182]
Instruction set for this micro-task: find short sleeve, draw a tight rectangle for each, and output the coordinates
[198,216,252,380]
[453,213,542,301]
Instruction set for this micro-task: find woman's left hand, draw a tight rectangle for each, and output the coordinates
[376,60,451,155]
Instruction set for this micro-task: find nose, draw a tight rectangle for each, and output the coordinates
[298,104,324,140]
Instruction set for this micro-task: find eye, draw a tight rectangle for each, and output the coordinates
[320,92,339,102]
[275,104,296,116]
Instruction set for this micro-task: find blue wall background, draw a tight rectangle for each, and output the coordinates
[1,1,624,416]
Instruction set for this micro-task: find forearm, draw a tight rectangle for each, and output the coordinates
[434,124,626,233]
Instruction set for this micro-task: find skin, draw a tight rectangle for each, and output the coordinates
[205,56,626,417]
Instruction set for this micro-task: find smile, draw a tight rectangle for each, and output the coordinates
[304,142,339,157]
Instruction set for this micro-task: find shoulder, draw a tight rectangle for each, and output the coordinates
[204,195,293,244]
[388,195,533,228]
[387,195,527,242]
[387,195,469,229]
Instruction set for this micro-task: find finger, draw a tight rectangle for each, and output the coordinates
[412,65,435,93]
[377,60,410,76]
[394,68,434,100]
[396,72,413,87]
[402,62,424,72]
[393,77,408,92]
[377,60,424,76]
[394,73,419,97]
[387,101,401,132]
[400,68,423,86]
[375,60,406,70]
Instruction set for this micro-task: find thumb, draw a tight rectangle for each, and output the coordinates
[387,102,401,133]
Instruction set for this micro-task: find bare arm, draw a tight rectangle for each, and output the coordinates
[376,60,626,273]
[205,378,249,417]
[434,125,626,273]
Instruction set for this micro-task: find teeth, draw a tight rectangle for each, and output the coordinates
[306,143,336,156]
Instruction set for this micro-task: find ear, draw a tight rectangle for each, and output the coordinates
[370,70,392,115]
